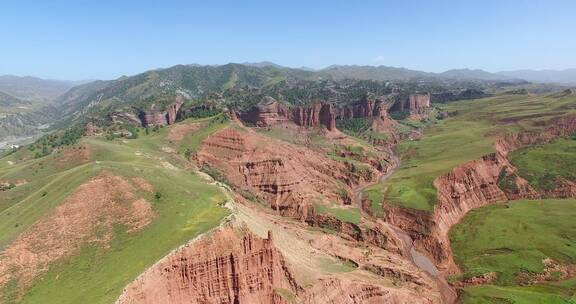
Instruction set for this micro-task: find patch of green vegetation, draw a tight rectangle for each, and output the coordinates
[363,187,385,217]
[274,288,297,304]
[177,105,221,121]
[318,256,358,273]
[451,199,576,286]
[509,139,576,191]
[389,111,410,121]
[336,117,372,135]
[201,164,230,185]
[27,124,85,158]
[461,280,576,304]
[313,202,361,225]
[497,167,519,193]
[177,114,229,153]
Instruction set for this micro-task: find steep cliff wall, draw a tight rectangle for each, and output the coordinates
[139,98,184,127]
[390,94,431,113]
[239,97,337,131]
[117,227,298,304]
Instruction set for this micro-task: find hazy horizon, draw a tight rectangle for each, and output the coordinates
[2,0,576,80]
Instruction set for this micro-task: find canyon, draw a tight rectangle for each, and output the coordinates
[385,114,576,275]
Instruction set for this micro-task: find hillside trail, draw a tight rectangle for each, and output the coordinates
[354,152,457,304]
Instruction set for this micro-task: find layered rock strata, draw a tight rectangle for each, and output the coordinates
[197,127,366,220]
[390,93,431,113]
[239,97,337,131]
[116,227,298,304]
[139,97,184,127]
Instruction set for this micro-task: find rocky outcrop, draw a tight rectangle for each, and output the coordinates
[238,97,337,131]
[240,97,292,127]
[166,96,183,125]
[335,95,377,119]
[390,94,431,113]
[302,278,433,304]
[139,98,184,127]
[117,227,298,304]
[292,102,337,131]
[110,111,142,126]
[84,121,96,136]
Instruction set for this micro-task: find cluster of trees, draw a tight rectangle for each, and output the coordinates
[28,124,84,158]
[336,118,372,135]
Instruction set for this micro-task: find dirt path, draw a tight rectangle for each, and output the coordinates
[353,153,457,304]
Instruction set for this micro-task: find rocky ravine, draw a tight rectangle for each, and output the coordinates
[117,113,446,303]
[387,114,576,275]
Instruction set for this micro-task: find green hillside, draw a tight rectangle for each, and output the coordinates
[0,118,230,303]
[451,199,576,303]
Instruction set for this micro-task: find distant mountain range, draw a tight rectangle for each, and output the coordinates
[0,75,78,102]
[235,62,576,84]
[497,69,576,84]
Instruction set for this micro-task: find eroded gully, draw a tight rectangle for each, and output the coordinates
[354,153,457,304]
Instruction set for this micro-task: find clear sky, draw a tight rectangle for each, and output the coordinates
[2,0,575,80]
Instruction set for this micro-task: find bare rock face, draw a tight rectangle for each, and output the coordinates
[335,95,376,119]
[117,227,297,304]
[240,97,292,127]
[110,111,143,126]
[302,278,433,304]
[139,110,167,126]
[139,97,184,127]
[84,121,96,136]
[166,96,184,125]
[239,97,337,131]
[197,127,356,220]
[390,93,431,113]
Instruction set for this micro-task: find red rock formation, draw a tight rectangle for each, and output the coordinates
[139,110,167,126]
[319,103,337,131]
[198,127,357,220]
[240,97,292,127]
[390,93,431,113]
[166,96,183,125]
[238,97,337,131]
[302,278,433,304]
[335,95,376,119]
[139,98,184,127]
[84,121,96,136]
[117,227,298,304]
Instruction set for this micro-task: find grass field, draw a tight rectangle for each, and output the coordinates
[461,280,576,304]
[450,199,576,302]
[509,138,576,191]
[363,93,576,212]
[0,120,230,303]
[313,201,362,225]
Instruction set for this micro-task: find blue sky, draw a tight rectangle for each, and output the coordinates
[2,0,575,80]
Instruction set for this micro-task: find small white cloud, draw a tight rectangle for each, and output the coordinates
[375,55,385,62]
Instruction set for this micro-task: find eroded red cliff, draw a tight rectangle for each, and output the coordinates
[239,97,337,131]
[117,227,298,304]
